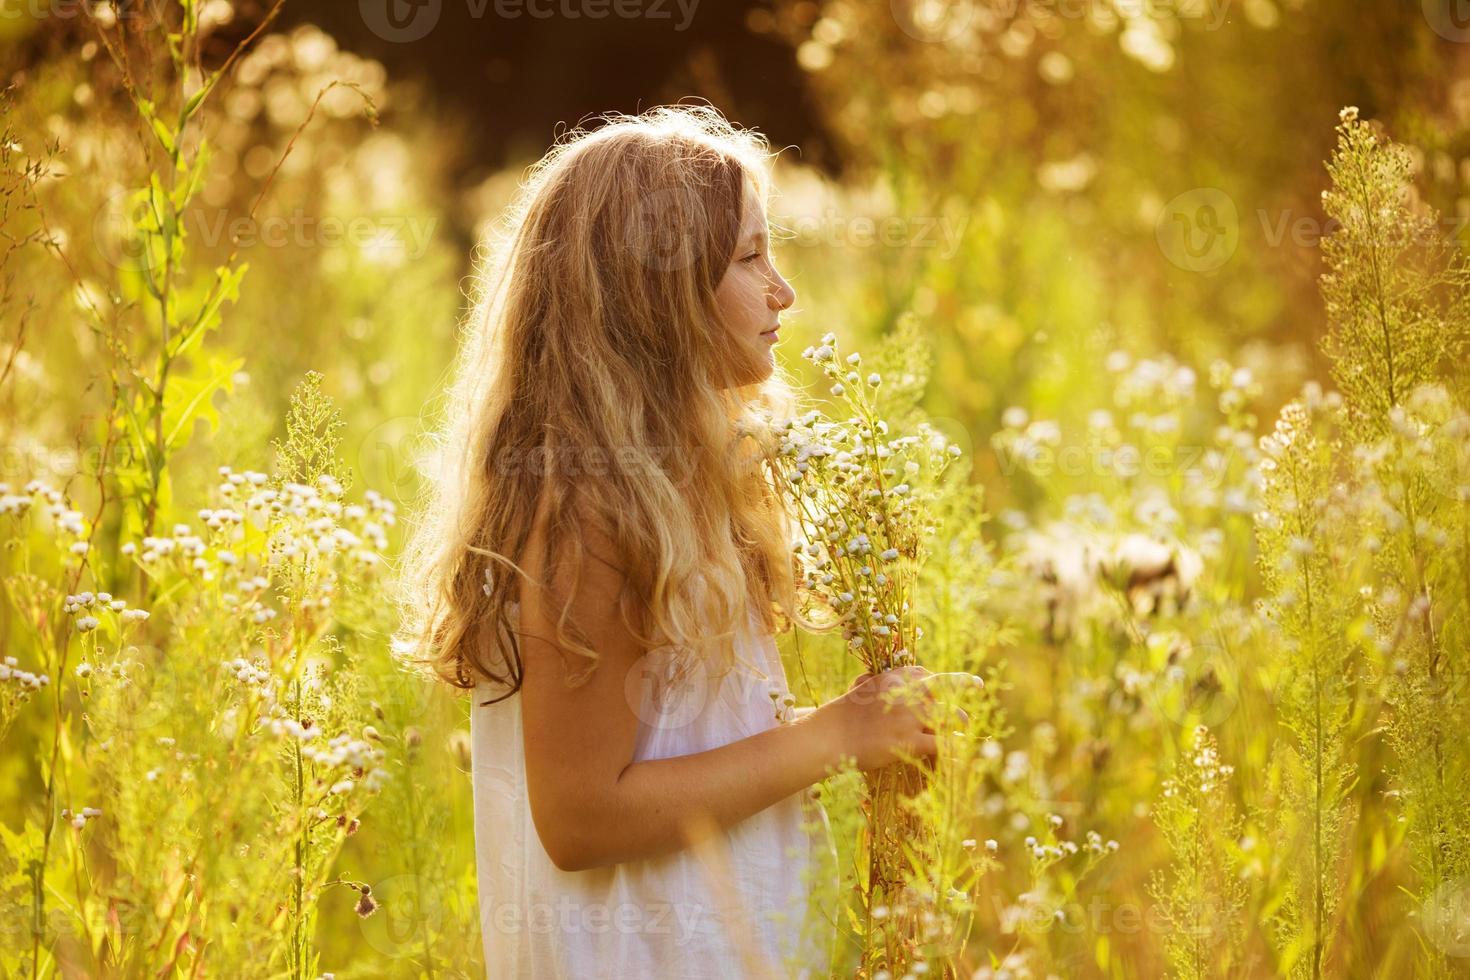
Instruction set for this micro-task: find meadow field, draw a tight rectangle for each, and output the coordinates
[2,1,1470,977]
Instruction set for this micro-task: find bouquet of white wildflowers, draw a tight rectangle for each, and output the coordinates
[778,331,962,672]
[772,327,969,976]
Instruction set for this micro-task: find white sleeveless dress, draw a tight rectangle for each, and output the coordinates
[469,597,836,979]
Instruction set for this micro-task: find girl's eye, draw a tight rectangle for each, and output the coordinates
[741,252,761,263]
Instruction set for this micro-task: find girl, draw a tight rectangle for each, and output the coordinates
[397,103,980,978]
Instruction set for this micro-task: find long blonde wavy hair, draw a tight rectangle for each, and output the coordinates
[394,104,825,705]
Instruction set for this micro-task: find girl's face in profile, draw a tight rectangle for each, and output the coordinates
[714,185,796,386]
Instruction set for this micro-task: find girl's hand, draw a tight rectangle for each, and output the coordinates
[810,665,982,772]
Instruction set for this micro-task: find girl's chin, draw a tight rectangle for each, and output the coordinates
[755,344,776,368]
[714,354,774,390]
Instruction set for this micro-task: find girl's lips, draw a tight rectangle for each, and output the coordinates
[760,327,779,341]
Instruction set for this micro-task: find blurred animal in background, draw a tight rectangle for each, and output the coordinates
[1012,525,1203,643]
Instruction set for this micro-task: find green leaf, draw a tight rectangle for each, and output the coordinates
[171,262,249,360]
[171,138,211,210]
[162,354,243,452]
[148,173,172,253]
[843,903,864,936]
[180,83,210,125]
[150,114,176,156]
[0,816,43,869]
[0,818,44,977]
[1370,826,1388,872]
[121,390,153,466]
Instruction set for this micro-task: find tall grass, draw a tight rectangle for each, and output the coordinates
[1148,724,1248,979]
[1317,107,1470,978]
[3,5,1470,978]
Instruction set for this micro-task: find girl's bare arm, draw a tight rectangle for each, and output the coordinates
[514,500,846,872]
[579,707,840,871]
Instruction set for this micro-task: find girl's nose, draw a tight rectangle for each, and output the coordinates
[768,272,796,311]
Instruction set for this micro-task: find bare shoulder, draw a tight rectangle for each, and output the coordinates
[515,486,645,682]
[515,486,650,867]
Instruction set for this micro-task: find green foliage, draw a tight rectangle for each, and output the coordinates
[1148,725,1248,980]
[273,370,351,492]
[1253,390,1367,980]
[0,818,43,976]
[0,7,471,979]
[1316,107,1470,980]
[3,2,1470,978]
[1320,108,1470,431]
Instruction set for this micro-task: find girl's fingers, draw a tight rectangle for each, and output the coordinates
[906,674,980,729]
[914,701,968,730]
[922,671,985,693]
